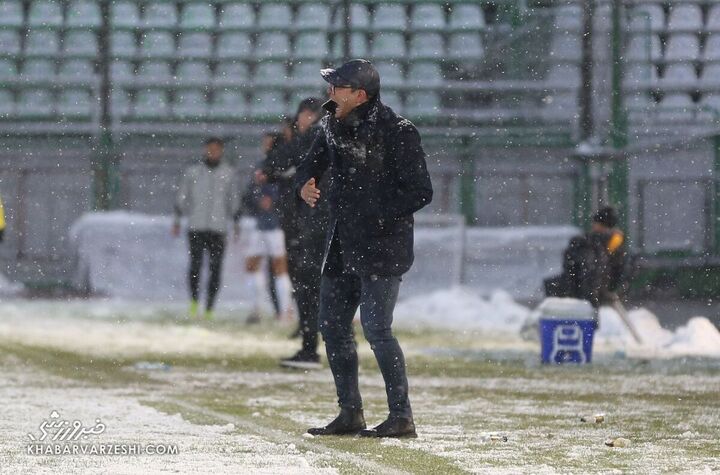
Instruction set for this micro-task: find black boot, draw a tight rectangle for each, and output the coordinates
[307,408,366,436]
[360,415,417,438]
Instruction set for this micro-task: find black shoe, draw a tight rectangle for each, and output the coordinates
[280,351,321,370]
[307,408,366,436]
[360,415,417,438]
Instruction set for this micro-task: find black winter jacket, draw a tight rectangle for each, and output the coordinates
[294,98,433,276]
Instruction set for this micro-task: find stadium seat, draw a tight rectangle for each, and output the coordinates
[21,59,55,79]
[57,89,92,118]
[64,31,99,58]
[700,64,720,86]
[173,90,208,118]
[411,4,445,30]
[140,32,175,58]
[66,0,101,29]
[257,4,292,29]
[0,30,21,55]
[111,2,140,29]
[28,0,63,28]
[381,90,402,113]
[667,4,702,32]
[628,4,664,33]
[332,32,369,58]
[111,31,137,59]
[623,63,658,88]
[408,62,443,86]
[665,34,700,62]
[658,93,694,121]
[176,61,211,85]
[288,90,322,110]
[215,61,250,84]
[406,91,440,117]
[143,3,177,29]
[58,59,94,79]
[288,61,323,87]
[626,34,662,62]
[700,93,720,113]
[546,64,580,84]
[250,91,286,118]
[0,1,24,28]
[180,3,215,30]
[375,61,404,87]
[254,62,288,85]
[110,60,134,83]
[448,33,484,60]
[409,33,444,60]
[177,32,213,58]
[707,6,720,32]
[542,92,577,120]
[554,4,582,31]
[25,30,60,57]
[549,34,582,61]
[211,89,247,118]
[661,63,697,88]
[703,35,720,62]
[0,90,14,116]
[296,4,330,30]
[218,3,254,30]
[0,58,17,80]
[372,5,406,30]
[255,32,290,59]
[448,3,486,31]
[134,90,169,119]
[111,89,131,118]
[137,60,172,82]
[17,89,53,117]
[333,4,370,29]
[295,32,330,59]
[370,32,406,59]
[217,33,253,59]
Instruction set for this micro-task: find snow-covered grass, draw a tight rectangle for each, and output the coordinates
[1,298,719,473]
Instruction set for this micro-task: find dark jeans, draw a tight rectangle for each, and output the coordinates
[319,271,412,419]
[188,230,225,310]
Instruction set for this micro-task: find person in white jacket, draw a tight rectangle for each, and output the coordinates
[173,137,240,320]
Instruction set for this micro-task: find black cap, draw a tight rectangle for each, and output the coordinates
[320,59,380,97]
[592,206,618,228]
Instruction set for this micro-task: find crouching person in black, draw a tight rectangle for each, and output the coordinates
[297,60,433,438]
[544,206,627,323]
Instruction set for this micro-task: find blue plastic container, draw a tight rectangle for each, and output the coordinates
[538,298,596,364]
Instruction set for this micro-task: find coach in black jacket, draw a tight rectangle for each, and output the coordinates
[296,60,433,438]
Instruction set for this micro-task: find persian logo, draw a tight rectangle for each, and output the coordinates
[27,410,106,442]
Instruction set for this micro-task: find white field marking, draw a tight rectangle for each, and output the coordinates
[166,398,411,475]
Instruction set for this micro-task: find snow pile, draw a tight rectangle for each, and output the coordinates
[0,272,22,297]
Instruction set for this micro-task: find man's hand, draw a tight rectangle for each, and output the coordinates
[300,178,320,208]
[172,222,181,237]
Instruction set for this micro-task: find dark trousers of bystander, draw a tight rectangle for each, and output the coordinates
[188,230,226,311]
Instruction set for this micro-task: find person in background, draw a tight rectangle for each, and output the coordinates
[173,137,240,320]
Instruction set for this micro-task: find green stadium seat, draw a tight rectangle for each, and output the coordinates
[111,2,140,29]
[549,34,581,62]
[255,32,290,59]
[21,59,55,79]
[627,34,661,62]
[176,61,211,84]
[211,89,247,118]
[250,91,286,118]
[111,89,131,118]
[381,90,403,113]
[332,32,369,58]
[0,58,17,80]
[57,89,92,118]
[255,62,288,85]
[66,1,101,29]
[111,31,137,59]
[546,64,580,86]
[289,89,322,110]
[370,32,406,59]
[25,30,60,57]
[409,33,444,59]
[17,89,53,117]
[0,30,21,55]
[448,33,484,60]
[411,4,445,30]
[408,62,443,86]
[140,32,175,58]
[178,32,213,58]
[110,60,134,82]
[0,90,14,116]
[218,3,254,30]
[708,6,720,32]
[143,3,177,29]
[28,0,63,28]
[554,4,582,32]
[405,91,440,117]
[215,61,250,84]
[58,59,94,79]
[372,5,406,31]
[173,90,208,118]
[449,3,486,31]
[295,32,329,59]
[257,4,292,29]
[134,90,169,119]
[296,4,330,30]
[703,34,720,61]
[0,1,23,28]
[217,33,253,59]
[137,60,172,83]
[180,3,215,30]
[289,61,323,87]
[64,31,99,58]
[375,61,404,87]
[333,4,370,29]
[701,64,720,86]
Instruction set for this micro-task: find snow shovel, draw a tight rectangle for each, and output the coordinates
[607,297,643,344]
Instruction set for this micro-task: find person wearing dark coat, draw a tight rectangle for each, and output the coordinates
[296,59,433,438]
[544,206,627,312]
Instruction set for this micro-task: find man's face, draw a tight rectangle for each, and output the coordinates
[296,109,320,133]
[206,142,223,162]
[328,85,367,119]
[591,222,609,233]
